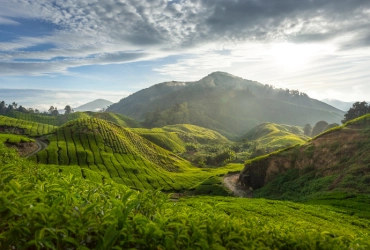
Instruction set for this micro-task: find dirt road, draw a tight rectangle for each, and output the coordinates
[25,140,47,158]
[223,173,252,198]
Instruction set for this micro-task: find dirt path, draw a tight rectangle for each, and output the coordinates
[223,173,252,198]
[25,140,47,158]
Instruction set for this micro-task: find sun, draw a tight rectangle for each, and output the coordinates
[269,43,319,71]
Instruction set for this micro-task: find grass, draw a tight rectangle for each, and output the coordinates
[5,110,140,127]
[131,124,230,153]
[30,118,244,191]
[0,134,35,144]
[1,143,370,249]
[0,115,56,136]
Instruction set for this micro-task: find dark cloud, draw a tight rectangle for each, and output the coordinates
[0,0,370,76]
[198,0,370,45]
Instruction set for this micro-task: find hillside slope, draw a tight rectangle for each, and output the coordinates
[239,114,370,199]
[131,124,229,153]
[108,72,344,136]
[240,123,308,154]
[2,143,370,249]
[30,118,242,191]
[0,115,56,136]
[5,110,139,127]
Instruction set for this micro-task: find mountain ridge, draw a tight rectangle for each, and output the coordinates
[108,72,344,136]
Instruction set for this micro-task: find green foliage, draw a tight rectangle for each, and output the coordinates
[5,110,140,128]
[1,144,369,249]
[108,72,343,136]
[240,123,308,158]
[0,134,34,144]
[31,117,244,191]
[342,101,370,124]
[192,176,231,196]
[0,115,56,136]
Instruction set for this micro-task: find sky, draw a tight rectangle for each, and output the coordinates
[0,0,370,110]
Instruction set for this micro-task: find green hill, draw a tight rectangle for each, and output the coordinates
[241,123,308,152]
[29,118,242,191]
[1,142,370,249]
[5,110,139,127]
[239,114,370,200]
[0,115,56,136]
[108,72,344,137]
[131,124,229,153]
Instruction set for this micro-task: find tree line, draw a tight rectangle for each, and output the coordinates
[0,101,74,116]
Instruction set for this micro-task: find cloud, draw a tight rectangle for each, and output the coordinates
[0,0,370,76]
[0,89,129,111]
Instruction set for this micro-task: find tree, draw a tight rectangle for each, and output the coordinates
[49,106,55,114]
[311,121,329,137]
[303,124,312,136]
[12,102,18,109]
[341,101,370,124]
[64,105,72,115]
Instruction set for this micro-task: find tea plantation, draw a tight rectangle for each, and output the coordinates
[1,144,370,249]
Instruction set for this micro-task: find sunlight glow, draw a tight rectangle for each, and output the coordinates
[269,43,324,71]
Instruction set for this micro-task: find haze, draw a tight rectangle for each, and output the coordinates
[1,0,370,110]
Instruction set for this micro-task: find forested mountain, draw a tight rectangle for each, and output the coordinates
[108,72,344,137]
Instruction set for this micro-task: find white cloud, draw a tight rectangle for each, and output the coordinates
[0,89,130,111]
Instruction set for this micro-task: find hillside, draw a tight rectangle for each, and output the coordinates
[240,123,308,154]
[131,124,229,153]
[1,142,370,249]
[5,110,139,127]
[108,72,344,136]
[28,117,242,191]
[74,98,113,111]
[322,98,355,112]
[0,115,56,136]
[239,114,370,200]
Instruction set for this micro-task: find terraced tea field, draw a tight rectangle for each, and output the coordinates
[5,110,140,127]
[28,118,243,191]
[0,115,56,136]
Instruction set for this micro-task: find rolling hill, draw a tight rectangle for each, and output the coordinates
[1,134,370,249]
[240,123,309,154]
[108,72,344,137]
[0,115,56,136]
[239,114,370,200]
[131,124,229,153]
[5,110,139,127]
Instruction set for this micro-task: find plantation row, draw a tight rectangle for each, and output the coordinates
[29,118,236,191]
[6,110,140,128]
[6,110,90,126]
[1,144,370,249]
[0,115,55,136]
[29,118,243,191]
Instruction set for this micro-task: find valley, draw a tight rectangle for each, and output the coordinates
[1,73,370,249]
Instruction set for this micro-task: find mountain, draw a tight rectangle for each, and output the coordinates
[108,72,345,137]
[74,99,113,111]
[321,99,355,112]
[239,114,370,200]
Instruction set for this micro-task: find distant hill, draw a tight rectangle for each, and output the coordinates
[74,99,113,111]
[321,99,355,112]
[108,72,344,137]
[239,114,370,199]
